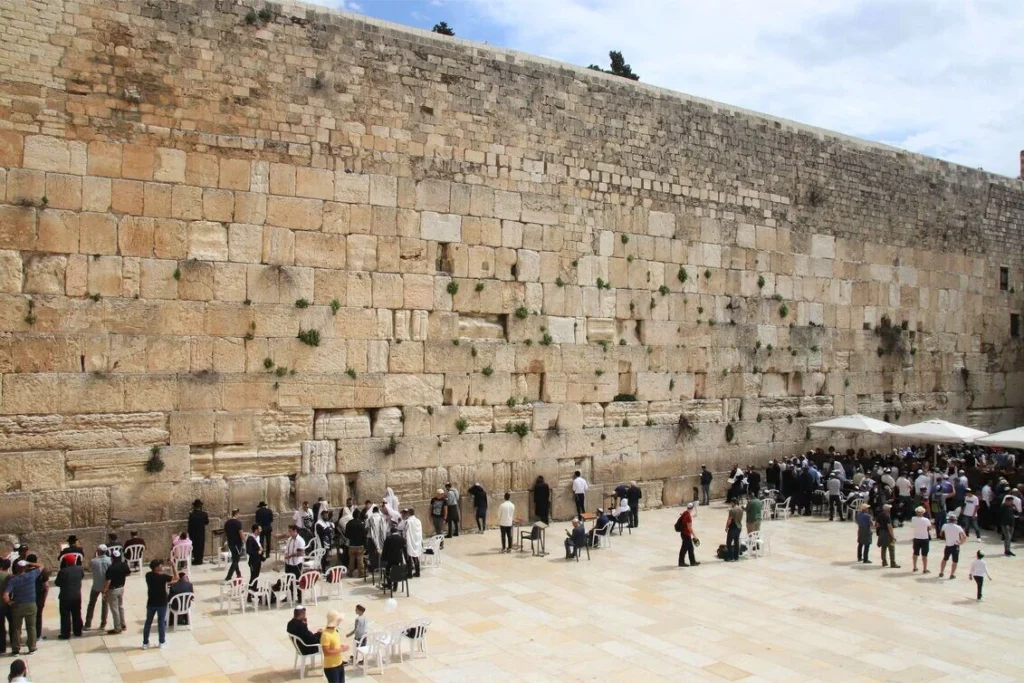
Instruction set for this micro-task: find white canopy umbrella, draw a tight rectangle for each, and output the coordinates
[974,427,1024,449]
[892,419,988,444]
[809,414,896,435]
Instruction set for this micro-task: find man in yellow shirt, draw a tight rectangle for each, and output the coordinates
[320,610,348,682]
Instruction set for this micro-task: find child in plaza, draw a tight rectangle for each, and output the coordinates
[968,551,991,600]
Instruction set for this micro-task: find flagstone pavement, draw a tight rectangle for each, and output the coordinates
[23,503,1024,682]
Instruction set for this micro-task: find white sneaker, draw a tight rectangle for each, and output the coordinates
[159,642,166,649]
[142,643,149,650]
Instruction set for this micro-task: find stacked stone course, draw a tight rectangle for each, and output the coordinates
[0,0,1022,558]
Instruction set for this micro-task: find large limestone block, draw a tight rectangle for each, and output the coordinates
[301,440,337,474]
[266,197,323,230]
[256,408,313,445]
[586,318,615,343]
[65,444,189,488]
[493,191,521,220]
[0,451,65,492]
[187,221,228,261]
[372,407,404,437]
[335,172,369,203]
[227,477,267,513]
[593,452,642,485]
[648,210,676,238]
[314,410,371,439]
[384,374,443,406]
[604,401,648,427]
[0,412,168,451]
[212,445,300,477]
[420,212,461,243]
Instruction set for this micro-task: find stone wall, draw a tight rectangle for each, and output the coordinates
[1,0,1023,555]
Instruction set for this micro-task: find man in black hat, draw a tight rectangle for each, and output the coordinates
[254,502,274,560]
[188,499,209,565]
[61,536,85,564]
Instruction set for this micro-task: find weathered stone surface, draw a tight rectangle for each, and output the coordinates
[0,0,1019,544]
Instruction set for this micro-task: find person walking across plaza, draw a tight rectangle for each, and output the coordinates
[498,492,516,553]
[676,503,700,567]
[725,500,743,561]
[910,506,934,574]
[855,504,873,564]
[999,495,1016,556]
[246,524,263,600]
[572,471,589,517]
[320,610,349,683]
[700,465,712,506]
[83,545,110,632]
[961,489,981,540]
[876,503,899,568]
[222,509,244,581]
[968,550,991,600]
[142,559,178,650]
[102,550,130,634]
[254,501,274,560]
[745,496,762,534]
[938,517,967,579]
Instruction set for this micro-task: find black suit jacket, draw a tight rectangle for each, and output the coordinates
[287,618,320,655]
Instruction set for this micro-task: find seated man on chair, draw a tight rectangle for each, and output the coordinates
[287,606,322,655]
[564,519,586,559]
[168,571,194,625]
[588,508,610,546]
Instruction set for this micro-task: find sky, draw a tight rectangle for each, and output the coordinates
[317,0,1024,178]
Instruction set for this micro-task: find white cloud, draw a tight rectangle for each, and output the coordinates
[458,0,1024,177]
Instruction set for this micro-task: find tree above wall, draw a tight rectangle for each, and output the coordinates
[432,21,455,36]
[588,50,640,81]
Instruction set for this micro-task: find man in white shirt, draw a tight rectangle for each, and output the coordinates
[895,473,913,525]
[980,482,994,529]
[283,525,307,600]
[497,492,516,554]
[293,502,312,532]
[938,519,966,579]
[961,490,981,540]
[571,471,589,517]
[826,474,842,521]
[910,506,934,574]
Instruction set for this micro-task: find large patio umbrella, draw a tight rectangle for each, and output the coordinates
[891,419,988,444]
[809,414,896,435]
[974,426,1024,449]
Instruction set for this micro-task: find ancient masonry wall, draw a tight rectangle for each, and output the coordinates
[0,0,1023,555]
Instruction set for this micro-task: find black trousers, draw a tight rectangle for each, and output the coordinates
[0,608,7,653]
[446,509,460,537]
[475,506,487,531]
[857,542,871,562]
[726,524,741,560]
[248,557,262,596]
[409,556,420,577]
[35,592,45,639]
[260,528,273,559]
[191,535,206,565]
[974,576,984,599]
[828,495,842,520]
[574,493,585,516]
[285,564,302,602]
[59,597,83,638]
[678,536,696,566]
[225,545,242,581]
[499,525,512,550]
[629,503,639,528]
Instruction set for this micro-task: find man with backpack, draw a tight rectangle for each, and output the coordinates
[675,503,700,567]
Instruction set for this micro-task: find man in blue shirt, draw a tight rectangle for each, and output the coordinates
[3,558,44,655]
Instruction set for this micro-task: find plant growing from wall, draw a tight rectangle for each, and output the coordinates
[275,366,288,377]
[613,393,636,402]
[145,446,165,474]
[297,329,320,346]
[555,276,564,287]
[704,269,711,279]
[658,285,669,296]
[481,365,493,376]
[874,315,906,357]
[383,435,398,455]
[540,332,553,345]
[778,303,789,318]
[677,414,698,441]
[725,423,735,442]
[678,266,688,283]
[455,418,468,434]
[330,299,340,315]
[446,281,459,296]
[757,275,765,289]
[514,306,529,319]
[475,282,485,292]
[295,298,310,309]
[346,367,357,379]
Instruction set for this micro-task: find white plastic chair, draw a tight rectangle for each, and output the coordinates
[298,570,321,606]
[223,577,247,614]
[593,522,614,549]
[275,573,297,609]
[775,497,791,521]
[251,575,276,611]
[421,535,445,568]
[404,617,430,658]
[288,633,321,679]
[760,499,775,522]
[324,565,347,599]
[385,621,409,663]
[357,631,388,675]
[746,531,764,558]
[167,592,194,631]
[303,547,326,572]
[170,543,191,575]
[124,544,145,573]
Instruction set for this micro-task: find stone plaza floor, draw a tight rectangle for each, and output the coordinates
[23,503,1024,682]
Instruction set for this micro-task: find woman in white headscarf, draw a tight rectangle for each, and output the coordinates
[384,488,400,515]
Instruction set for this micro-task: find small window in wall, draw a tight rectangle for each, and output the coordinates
[1012,313,1020,339]
[999,266,1009,291]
